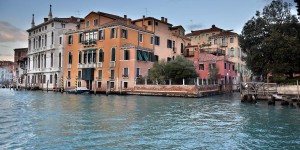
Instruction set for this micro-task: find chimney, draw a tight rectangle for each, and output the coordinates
[212,24,216,28]
[31,14,35,28]
[165,18,168,23]
[161,17,164,22]
[44,18,49,22]
[127,18,132,25]
[124,15,127,20]
[143,15,145,19]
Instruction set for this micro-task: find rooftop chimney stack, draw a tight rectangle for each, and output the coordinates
[124,15,127,20]
[165,18,168,23]
[161,17,165,22]
[31,14,35,27]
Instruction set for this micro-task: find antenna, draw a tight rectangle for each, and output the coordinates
[75,10,81,17]
[145,8,148,17]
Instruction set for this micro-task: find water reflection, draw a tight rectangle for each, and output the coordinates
[0,89,300,149]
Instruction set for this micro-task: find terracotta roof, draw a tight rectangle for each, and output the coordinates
[171,25,184,30]
[212,31,238,37]
[132,17,173,26]
[186,25,223,37]
[198,52,228,62]
[86,11,124,20]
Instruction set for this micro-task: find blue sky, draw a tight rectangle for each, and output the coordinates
[0,0,298,61]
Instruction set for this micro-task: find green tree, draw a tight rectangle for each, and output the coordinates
[239,0,300,80]
[208,64,220,81]
[148,56,198,83]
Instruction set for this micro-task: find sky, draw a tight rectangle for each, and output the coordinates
[0,0,298,61]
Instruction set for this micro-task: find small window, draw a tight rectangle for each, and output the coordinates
[79,33,83,43]
[98,70,102,79]
[93,19,98,26]
[68,81,71,87]
[99,49,104,62]
[68,52,72,64]
[121,29,128,39]
[111,48,116,61]
[148,21,152,25]
[59,37,62,44]
[123,82,128,88]
[45,26,47,30]
[123,68,129,77]
[78,81,81,87]
[199,64,204,70]
[98,30,105,40]
[86,21,90,27]
[68,35,73,44]
[68,71,71,79]
[154,36,160,45]
[155,21,158,26]
[97,82,102,88]
[150,36,154,44]
[124,50,130,60]
[78,71,82,79]
[110,70,115,79]
[136,68,140,77]
[50,75,53,84]
[110,28,117,38]
[139,33,143,42]
[61,23,65,28]
[167,39,172,48]
[224,63,227,69]
[43,75,46,83]
[230,37,234,43]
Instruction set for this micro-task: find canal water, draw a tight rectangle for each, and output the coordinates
[1,89,300,149]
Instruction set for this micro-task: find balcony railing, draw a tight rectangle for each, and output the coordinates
[78,63,96,68]
[83,40,97,46]
[110,61,115,67]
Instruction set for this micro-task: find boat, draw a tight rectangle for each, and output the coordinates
[67,87,90,94]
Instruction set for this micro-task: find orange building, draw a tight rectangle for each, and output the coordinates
[63,12,155,92]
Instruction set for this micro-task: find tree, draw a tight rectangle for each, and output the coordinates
[148,56,198,84]
[208,64,220,82]
[239,0,300,80]
[295,0,300,15]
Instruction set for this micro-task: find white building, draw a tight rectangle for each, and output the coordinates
[26,5,81,90]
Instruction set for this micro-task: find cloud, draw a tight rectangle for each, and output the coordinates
[188,23,203,31]
[0,21,27,42]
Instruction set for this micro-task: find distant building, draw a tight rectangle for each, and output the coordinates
[186,25,250,83]
[13,48,28,87]
[0,61,14,85]
[26,5,81,90]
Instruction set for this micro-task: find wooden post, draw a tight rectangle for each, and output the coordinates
[47,80,49,92]
[94,80,96,95]
[297,80,299,99]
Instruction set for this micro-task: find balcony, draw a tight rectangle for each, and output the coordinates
[77,63,96,68]
[97,62,103,68]
[110,61,115,67]
[83,40,97,47]
[122,74,129,78]
[219,43,228,47]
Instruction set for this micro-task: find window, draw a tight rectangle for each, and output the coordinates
[68,81,71,87]
[123,82,128,88]
[199,64,204,70]
[148,20,152,25]
[45,34,47,46]
[124,50,130,60]
[121,29,128,39]
[154,36,160,45]
[99,49,104,62]
[51,53,53,67]
[230,37,234,43]
[110,82,115,88]
[136,68,140,77]
[111,48,116,61]
[93,19,98,26]
[92,50,96,63]
[155,21,158,26]
[167,39,172,48]
[43,75,46,83]
[79,51,82,64]
[98,70,102,79]
[61,23,65,28]
[68,71,71,79]
[154,55,159,62]
[209,63,216,69]
[136,50,149,61]
[167,57,171,62]
[110,70,115,79]
[59,37,62,44]
[51,32,54,44]
[110,28,117,38]
[86,21,90,27]
[68,35,73,44]
[224,63,227,69]
[123,68,128,77]
[78,81,81,87]
[45,26,47,30]
[98,30,104,40]
[150,36,154,44]
[78,71,82,79]
[97,82,102,88]
[232,64,235,70]
[59,53,61,67]
[79,33,83,43]
[181,43,184,53]
[68,52,72,64]
[139,33,143,42]
[50,75,52,84]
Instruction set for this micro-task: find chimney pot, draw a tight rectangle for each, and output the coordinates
[165,18,168,23]
[124,15,127,20]
[161,17,164,21]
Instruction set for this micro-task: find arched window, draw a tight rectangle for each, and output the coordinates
[51,32,54,44]
[45,34,47,46]
[99,49,104,62]
[59,53,61,67]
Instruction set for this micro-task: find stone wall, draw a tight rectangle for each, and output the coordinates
[277,85,300,95]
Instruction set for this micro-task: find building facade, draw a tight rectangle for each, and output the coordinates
[0,61,14,86]
[186,25,250,83]
[26,5,81,90]
[13,48,28,87]
[63,12,191,92]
